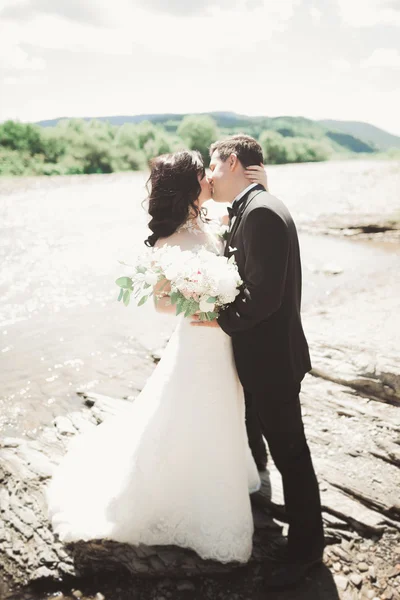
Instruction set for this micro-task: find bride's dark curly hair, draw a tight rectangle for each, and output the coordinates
[144,150,206,247]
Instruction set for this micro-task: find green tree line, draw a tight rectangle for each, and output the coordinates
[0,115,331,177]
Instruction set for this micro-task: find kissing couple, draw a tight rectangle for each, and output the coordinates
[47,134,325,589]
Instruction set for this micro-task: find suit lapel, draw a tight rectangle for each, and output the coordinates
[225,185,264,255]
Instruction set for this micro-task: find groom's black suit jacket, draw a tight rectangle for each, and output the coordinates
[218,184,311,393]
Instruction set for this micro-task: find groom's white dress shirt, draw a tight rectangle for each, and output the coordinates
[232,183,258,208]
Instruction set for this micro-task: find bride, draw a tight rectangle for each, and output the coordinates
[47,150,268,564]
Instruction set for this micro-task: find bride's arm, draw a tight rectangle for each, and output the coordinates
[152,237,175,314]
[152,276,176,314]
[220,214,229,226]
[151,239,175,314]
[244,165,269,191]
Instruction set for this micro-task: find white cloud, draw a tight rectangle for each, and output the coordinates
[0,0,291,21]
[3,73,47,84]
[310,6,322,24]
[331,58,351,72]
[0,0,105,25]
[0,16,135,59]
[0,37,46,70]
[337,0,400,27]
[0,0,301,73]
[362,48,400,68]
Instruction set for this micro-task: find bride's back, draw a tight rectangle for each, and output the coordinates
[154,216,222,255]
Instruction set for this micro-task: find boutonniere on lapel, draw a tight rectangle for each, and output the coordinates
[217,224,230,242]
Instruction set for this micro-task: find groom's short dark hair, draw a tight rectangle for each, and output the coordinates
[209,134,264,168]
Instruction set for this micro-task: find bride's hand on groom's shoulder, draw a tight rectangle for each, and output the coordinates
[244,164,269,191]
[190,314,220,328]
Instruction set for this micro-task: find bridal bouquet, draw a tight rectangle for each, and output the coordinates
[116,246,242,321]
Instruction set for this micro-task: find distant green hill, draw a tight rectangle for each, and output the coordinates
[319,119,400,151]
[3,112,398,177]
[36,112,380,155]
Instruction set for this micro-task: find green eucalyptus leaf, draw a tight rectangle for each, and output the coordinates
[123,290,131,306]
[170,291,180,305]
[138,295,148,306]
[117,288,124,302]
[175,297,186,315]
[207,311,218,321]
[186,299,200,318]
[116,276,133,289]
[117,260,132,266]
[184,303,196,318]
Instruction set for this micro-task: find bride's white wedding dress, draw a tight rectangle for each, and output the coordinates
[46,214,261,564]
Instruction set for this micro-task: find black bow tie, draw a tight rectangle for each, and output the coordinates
[227,185,262,220]
[227,201,240,220]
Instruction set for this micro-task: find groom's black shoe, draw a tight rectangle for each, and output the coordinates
[264,556,323,590]
[264,537,289,562]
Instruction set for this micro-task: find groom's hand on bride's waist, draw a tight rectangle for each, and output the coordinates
[190,314,220,328]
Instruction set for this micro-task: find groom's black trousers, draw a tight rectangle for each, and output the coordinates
[244,381,324,561]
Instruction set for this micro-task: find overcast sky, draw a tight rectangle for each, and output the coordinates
[0,0,399,134]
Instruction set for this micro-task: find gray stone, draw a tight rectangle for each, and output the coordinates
[357,554,367,562]
[53,416,76,435]
[177,581,196,592]
[322,263,344,275]
[358,562,369,572]
[334,575,348,591]
[151,349,164,363]
[31,565,54,579]
[388,566,400,579]
[0,438,22,448]
[350,574,363,587]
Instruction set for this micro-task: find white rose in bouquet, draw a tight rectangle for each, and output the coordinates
[164,265,181,281]
[199,297,215,313]
[145,272,159,286]
[216,273,239,297]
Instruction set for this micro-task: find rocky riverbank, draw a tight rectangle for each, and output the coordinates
[1,362,399,600]
[300,212,400,243]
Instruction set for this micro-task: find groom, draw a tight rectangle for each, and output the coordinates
[192,135,324,588]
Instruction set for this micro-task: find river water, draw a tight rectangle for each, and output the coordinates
[0,160,399,438]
